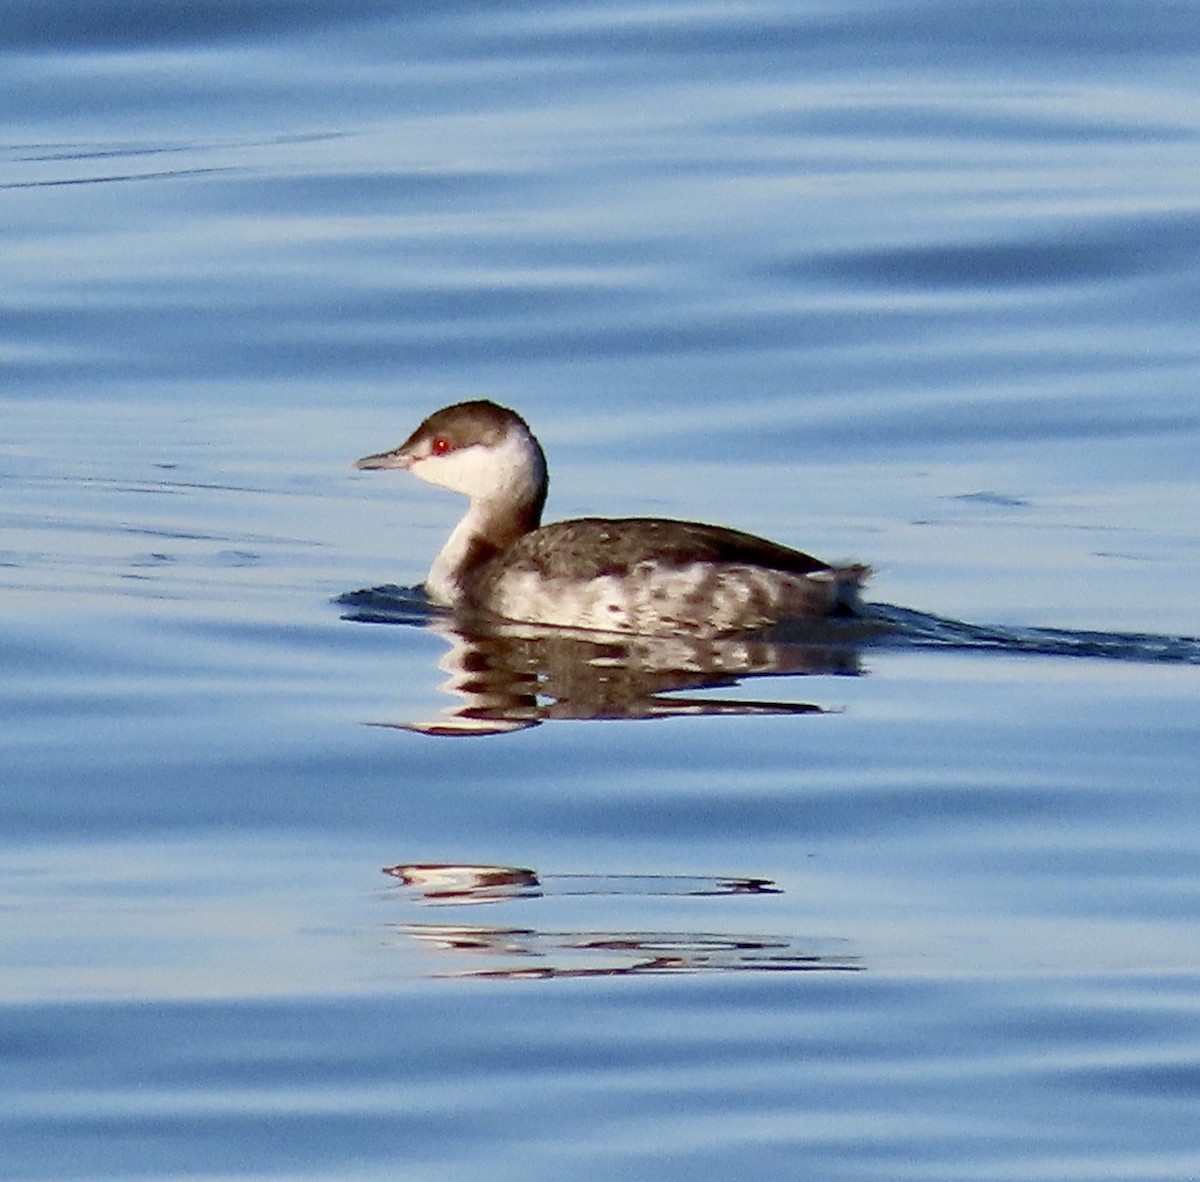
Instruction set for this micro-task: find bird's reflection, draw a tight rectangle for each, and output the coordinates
[340,585,883,735]
[383,862,781,904]
[389,923,860,979]
[340,586,1200,736]
[380,862,860,979]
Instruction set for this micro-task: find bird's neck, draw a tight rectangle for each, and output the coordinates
[424,490,545,606]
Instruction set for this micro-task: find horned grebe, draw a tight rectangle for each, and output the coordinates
[354,400,868,639]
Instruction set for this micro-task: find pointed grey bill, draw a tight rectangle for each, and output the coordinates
[355,447,412,471]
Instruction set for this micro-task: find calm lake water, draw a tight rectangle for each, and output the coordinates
[3,2,1199,1179]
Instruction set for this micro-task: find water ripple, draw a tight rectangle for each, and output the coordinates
[870,603,1200,664]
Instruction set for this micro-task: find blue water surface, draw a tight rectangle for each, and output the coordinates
[3,2,1199,1179]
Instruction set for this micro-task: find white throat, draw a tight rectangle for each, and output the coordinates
[424,502,491,604]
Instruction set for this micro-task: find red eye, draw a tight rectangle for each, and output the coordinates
[431,436,451,456]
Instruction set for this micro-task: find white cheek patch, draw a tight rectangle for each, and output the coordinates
[410,431,545,503]
[410,446,492,497]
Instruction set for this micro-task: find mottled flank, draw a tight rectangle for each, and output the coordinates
[480,518,869,638]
